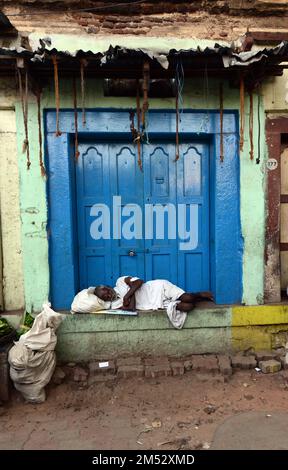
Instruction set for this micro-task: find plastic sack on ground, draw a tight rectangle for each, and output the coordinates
[8,303,63,403]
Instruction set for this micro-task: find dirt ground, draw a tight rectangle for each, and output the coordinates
[1,369,288,450]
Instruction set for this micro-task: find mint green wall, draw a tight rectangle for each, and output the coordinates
[15,77,266,312]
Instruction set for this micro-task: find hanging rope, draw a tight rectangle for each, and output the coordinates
[175,89,180,162]
[52,55,61,136]
[142,61,150,142]
[249,92,254,161]
[73,76,80,160]
[219,83,224,163]
[17,67,31,170]
[80,58,87,127]
[256,90,261,165]
[36,87,46,177]
[136,80,142,171]
[239,76,245,152]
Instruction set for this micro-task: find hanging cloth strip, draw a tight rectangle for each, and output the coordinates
[239,77,245,152]
[36,87,46,176]
[219,83,224,163]
[52,55,61,136]
[17,67,31,170]
[73,76,80,160]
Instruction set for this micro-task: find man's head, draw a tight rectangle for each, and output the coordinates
[94,285,117,302]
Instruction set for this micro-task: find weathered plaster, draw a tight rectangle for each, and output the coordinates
[56,304,288,361]
[0,98,25,310]
[57,308,232,361]
[15,96,49,313]
[240,91,266,305]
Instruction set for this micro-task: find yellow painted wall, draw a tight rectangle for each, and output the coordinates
[0,79,24,311]
[263,69,288,112]
[232,305,288,351]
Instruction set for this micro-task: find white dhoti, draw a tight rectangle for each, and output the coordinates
[112,276,185,311]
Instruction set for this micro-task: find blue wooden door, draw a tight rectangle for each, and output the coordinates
[76,142,145,289]
[76,140,209,292]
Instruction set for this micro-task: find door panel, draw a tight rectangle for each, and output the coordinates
[76,139,210,293]
[177,144,210,292]
[76,143,113,289]
[143,144,178,284]
[110,144,145,285]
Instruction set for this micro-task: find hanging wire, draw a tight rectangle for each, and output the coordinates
[141,61,150,144]
[136,80,142,171]
[73,76,80,160]
[176,57,184,120]
[52,55,62,136]
[174,57,184,162]
[203,63,209,110]
[249,92,254,160]
[80,58,87,127]
[256,89,261,164]
[175,88,180,162]
[219,83,224,163]
[8,0,148,16]
[239,77,245,152]
[17,67,31,170]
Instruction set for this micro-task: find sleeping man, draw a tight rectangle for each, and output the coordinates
[71,276,213,314]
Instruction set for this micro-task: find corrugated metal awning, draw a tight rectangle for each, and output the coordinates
[0,33,288,87]
[0,33,287,68]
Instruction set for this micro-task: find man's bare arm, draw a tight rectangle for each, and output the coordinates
[124,277,144,288]
[123,278,144,308]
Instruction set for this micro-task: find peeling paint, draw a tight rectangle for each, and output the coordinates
[24,207,39,214]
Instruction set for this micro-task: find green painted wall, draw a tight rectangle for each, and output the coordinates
[57,307,232,361]
[14,72,266,312]
[56,304,288,361]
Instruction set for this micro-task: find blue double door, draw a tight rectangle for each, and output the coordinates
[76,140,210,293]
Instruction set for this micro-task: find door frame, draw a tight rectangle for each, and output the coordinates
[265,117,288,303]
[45,108,242,309]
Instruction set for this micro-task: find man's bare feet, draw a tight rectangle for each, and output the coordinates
[200,291,214,301]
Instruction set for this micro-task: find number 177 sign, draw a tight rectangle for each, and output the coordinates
[266,158,278,171]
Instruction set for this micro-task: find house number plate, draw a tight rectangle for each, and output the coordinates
[266,158,278,170]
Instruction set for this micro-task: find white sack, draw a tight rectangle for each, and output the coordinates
[8,303,63,403]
